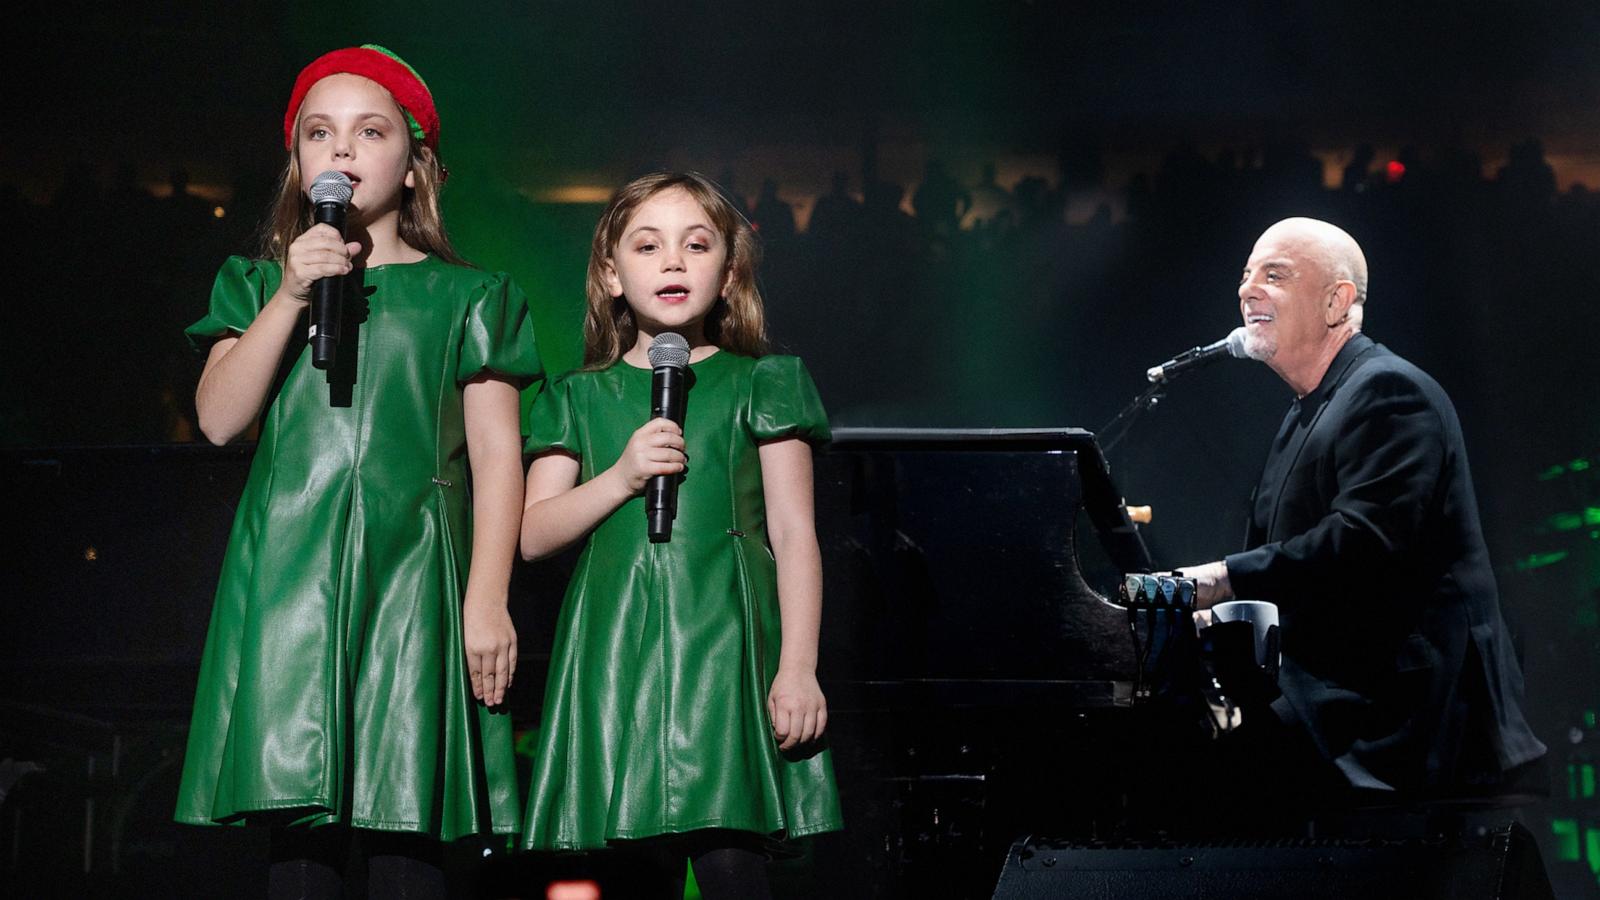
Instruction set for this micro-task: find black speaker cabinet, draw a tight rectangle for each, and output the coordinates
[991,826,1554,900]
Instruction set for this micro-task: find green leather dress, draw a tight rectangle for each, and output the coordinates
[174,255,539,839]
[521,351,844,850]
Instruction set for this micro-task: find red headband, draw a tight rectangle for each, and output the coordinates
[282,45,440,152]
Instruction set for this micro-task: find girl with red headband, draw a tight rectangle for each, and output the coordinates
[174,45,537,898]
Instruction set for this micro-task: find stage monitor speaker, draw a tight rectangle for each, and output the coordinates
[990,826,1554,900]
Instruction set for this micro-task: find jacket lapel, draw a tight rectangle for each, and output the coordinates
[1263,335,1379,540]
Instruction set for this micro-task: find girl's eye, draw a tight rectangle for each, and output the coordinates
[688,241,708,252]
[637,243,657,253]
[308,127,329,140]
[361,127,382,138]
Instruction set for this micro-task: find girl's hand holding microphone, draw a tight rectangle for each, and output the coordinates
[610,418,687,495]
[274,224,362,307]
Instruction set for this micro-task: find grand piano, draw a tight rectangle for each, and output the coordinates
[817,427,1154,695]
[808,428,1204,897]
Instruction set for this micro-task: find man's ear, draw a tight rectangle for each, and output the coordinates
[1326,280,1357,326]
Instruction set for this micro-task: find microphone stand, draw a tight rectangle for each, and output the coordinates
[1098,380,1167,454]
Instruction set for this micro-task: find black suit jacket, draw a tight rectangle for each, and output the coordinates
[1225,334,1545,794]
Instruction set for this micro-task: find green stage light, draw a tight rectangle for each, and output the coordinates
[1514,551,1568,572]
[1553,818,1579,861]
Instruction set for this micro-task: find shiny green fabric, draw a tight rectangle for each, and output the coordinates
[175,255,540,839]
[521,352,844,850]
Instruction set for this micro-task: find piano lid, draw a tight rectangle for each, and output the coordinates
[828,427,1153,575]
[815,427,1152,690]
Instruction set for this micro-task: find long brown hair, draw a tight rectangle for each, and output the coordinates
[257,136,465,267]
[583,172,767,368]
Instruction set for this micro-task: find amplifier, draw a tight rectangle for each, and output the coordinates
[990,827,1553,900]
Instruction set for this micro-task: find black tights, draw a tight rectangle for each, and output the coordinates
[268,827,445,900]
[605,831,773,900]
[688,844,773,900]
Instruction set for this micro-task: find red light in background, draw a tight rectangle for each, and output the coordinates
[547,881,601,900]
[1385,160,1406,183]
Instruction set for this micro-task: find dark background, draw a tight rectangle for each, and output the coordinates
[2,2,1597,896]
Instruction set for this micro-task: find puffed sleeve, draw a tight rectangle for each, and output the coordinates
[748,354,831,445]
[457,271,543,388]
[184,256,281,351]
[524,373,580,458]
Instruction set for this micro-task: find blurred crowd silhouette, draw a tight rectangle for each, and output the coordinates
[2,136,1595,466]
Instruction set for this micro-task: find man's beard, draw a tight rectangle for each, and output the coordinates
[1243,331,1277,362]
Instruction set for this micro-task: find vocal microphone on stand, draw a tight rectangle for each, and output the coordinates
[308,171,353,370]
[1145,326,1249,383]
[646,332,692,542]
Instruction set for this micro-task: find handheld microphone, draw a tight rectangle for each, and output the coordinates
[1145,326,1249,383]
[308,171,353,370]
[646,332,691,543]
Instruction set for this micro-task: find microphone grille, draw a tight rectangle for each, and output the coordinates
[647,332,691,369]
[1226,325,1250,358]
[309,170,353,207]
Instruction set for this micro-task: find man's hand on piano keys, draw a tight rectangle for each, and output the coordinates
[1170,560,1233,609]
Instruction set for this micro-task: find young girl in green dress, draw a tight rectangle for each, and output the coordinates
[519,172,842,898]
[175,45,538,897]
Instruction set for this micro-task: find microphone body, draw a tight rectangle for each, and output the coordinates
[1146,326,1249,383]
[308,172,353,370]
[646,333,692,542]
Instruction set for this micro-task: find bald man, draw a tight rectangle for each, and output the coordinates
[1178,218,1544,802]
